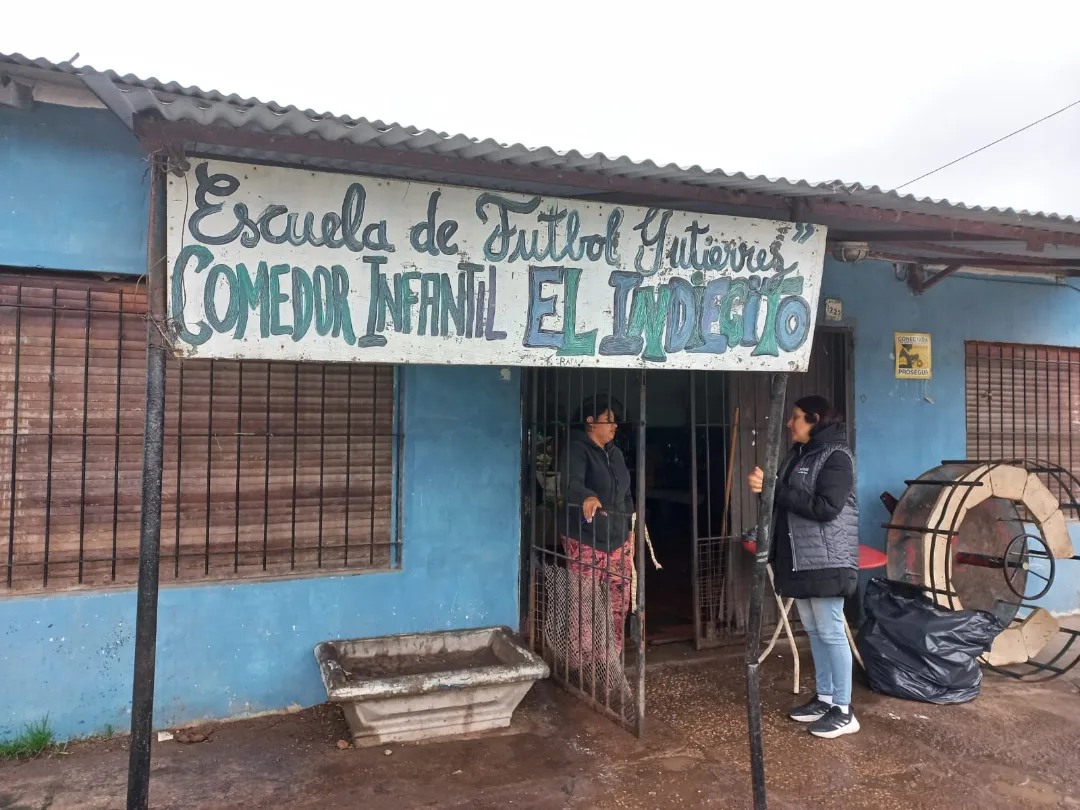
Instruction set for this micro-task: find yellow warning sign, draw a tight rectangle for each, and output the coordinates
[895,332,932,379]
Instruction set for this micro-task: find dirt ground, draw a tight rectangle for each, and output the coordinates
[3,647,1080,810]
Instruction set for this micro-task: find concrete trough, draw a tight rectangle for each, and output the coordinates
[314,626,549,747]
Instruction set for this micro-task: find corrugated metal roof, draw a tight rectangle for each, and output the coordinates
[3,50,1080,237]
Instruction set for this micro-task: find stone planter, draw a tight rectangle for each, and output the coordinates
[314,626,549,747]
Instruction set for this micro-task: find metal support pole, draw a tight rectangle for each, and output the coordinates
[689,372,701,647]
[743,371,789,810]
[634,371,648,736]
[522,369,537,640]
[127,157,169,810]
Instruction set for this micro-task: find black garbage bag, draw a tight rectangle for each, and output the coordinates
[855,577,1004,705]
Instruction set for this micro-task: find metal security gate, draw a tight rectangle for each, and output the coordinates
[691,328,853,648]
[523,368,647,734]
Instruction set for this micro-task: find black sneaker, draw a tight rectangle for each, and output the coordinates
[788,697,832,723]
[808,705,860,738]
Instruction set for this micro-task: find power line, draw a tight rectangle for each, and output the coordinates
[896,97,1080,190]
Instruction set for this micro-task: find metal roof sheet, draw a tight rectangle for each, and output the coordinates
[3,51,1080,240]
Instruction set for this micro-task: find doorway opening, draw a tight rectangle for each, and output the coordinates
[520,328,853,729]
[521,368,646,733]
[651,327,854,649]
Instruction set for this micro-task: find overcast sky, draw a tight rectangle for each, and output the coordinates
[5,1,1080,217]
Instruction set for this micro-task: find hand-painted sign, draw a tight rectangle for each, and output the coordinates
[166,159,828,370]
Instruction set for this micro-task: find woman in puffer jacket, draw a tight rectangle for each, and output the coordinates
[748,395,860,739]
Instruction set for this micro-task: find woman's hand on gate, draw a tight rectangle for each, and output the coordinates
[748,467,764,494]
[582,496,603,522]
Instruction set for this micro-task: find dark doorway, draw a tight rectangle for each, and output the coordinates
[518,328,855,725]
[632,328,855,649]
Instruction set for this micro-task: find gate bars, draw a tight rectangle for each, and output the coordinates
[524,368,647,735]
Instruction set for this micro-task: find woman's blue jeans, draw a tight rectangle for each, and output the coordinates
[794,596,852,706]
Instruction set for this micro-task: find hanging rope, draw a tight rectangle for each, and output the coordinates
[629,512,661,615]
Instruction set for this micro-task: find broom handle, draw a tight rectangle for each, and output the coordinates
[721,407,740,538]
[714,407,741,630]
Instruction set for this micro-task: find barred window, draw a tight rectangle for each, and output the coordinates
[0,272,399,593]
[965,341,1080,498]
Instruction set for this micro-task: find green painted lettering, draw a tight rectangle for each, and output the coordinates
[204,263,240,332]
[268,263,292,337]
[172,245,214,345]
[628,284,671,362]
[235,261,271,339]
[291,268,313,342]
[313,266,333,336]
[557,267,597,356]
[376,272,402,332]
[719,279,749,349]
[439,273,467,337]
[400,271,421,334]
[330,265,356,345]
[752,275,804,357]
[418,273,440,336]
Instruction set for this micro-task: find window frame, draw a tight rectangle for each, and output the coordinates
[0,270,403,595]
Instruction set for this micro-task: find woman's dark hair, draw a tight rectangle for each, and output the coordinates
[794,395,843,427]
[574,394,623,425]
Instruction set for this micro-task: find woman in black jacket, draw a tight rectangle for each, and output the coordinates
[560,394,634,668]
[748,395,860,739]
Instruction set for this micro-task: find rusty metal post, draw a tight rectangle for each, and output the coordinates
[743,371,789,810]
[127,156,169,810]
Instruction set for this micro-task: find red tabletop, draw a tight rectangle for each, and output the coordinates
[740,539,888,571]
[858,545,888,570]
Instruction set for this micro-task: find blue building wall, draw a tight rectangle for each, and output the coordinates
[0,104,149,275]
[0,103,523,741]
[4,99,1080,743]
[0,363,522,740]
[821,259,1080,612]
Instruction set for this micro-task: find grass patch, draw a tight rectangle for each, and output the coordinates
[0,716,55,759]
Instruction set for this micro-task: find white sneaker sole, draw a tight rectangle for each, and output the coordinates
[810,715,860,738]
[789,712,828,724]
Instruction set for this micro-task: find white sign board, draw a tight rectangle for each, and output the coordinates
[166,159,827,370]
